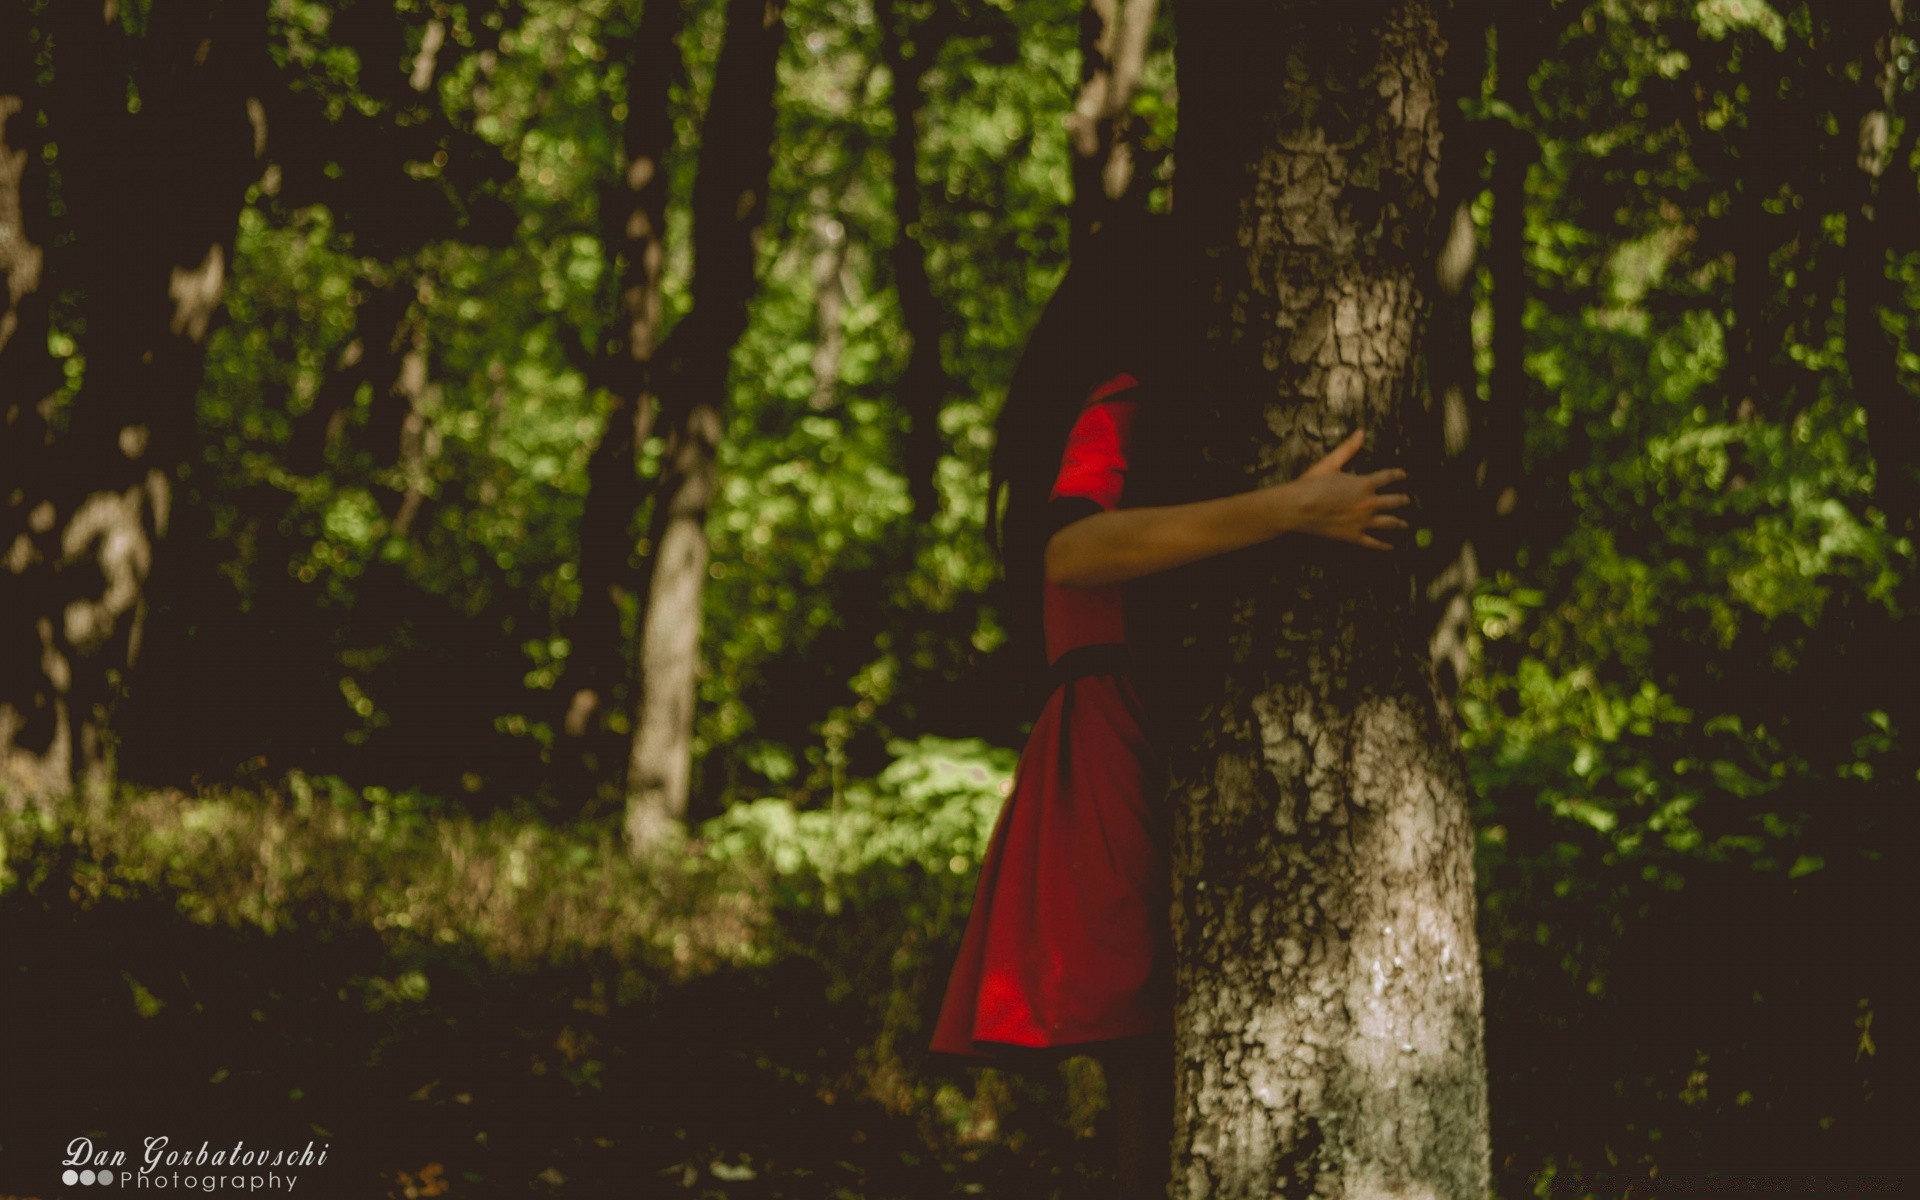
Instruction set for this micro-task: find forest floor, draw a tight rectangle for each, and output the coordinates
[2,780,1904,1198]
[0,789,1112,1200]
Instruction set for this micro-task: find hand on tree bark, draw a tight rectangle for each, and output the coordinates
[1044,430,1415,585]
[1277,429,1412,551]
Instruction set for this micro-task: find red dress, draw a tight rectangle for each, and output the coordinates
[930,372,1171,1059]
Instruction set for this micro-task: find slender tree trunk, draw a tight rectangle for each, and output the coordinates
[1,1,265,801]
[1416,0,1490,702]
[1726,174,1770,423]
[1478,3,1546,574]
[1718,25,1792,429]
[808,205,852,413]
[1838,3,1920,785]
[1068,0,1159,249]
[380,307,435,541]
[285,276,413,473]
[1843,2,1917,541]
[877,0,952,522]
[625,390,722,850]
[0,3,66,801]
[356,276,430,465]
[352,8,451,497]
[551,0,688,810]
[1139,4,1491,1195]
[625,0,787,853]
[0,6,52,405]
[280,262,433,545]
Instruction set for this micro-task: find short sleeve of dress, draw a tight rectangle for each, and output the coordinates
[1042,397,1138,541]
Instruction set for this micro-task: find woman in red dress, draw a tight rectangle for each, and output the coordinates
[929,214,1416,1197]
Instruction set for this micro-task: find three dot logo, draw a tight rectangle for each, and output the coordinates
[62,1168,115,1186]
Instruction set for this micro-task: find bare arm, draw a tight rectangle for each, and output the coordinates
[1044,429,1413,587]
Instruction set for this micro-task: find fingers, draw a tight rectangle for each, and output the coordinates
[1308,429,1367,474]
[1365,467,1409,488]
[1332,428,1366,464]
[1358,512,1404,550]
[1370,491,1413,509]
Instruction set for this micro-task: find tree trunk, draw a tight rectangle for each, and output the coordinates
[1477,3,1547,574]
[1718,23,1792,429]
[552,0,687,810]
[1838,3,1920,791]
[1,1,265,801]
[1140,4,1492,1195]
[1415,0,1489,702]
[625,0,786,853]
[0,1,66,801]
[1843,2,1917,542]
[877,0,953,522]
[1068,0,1159,249]
[285,274,414,474]
[625,390,722,850]
[378,311,434,541]
[807,205,852,413]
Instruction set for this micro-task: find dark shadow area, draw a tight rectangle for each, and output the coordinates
[1482,785,1909,1192]
[0,852,1109,1200]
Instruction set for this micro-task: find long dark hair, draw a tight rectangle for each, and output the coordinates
[986,211,1182,695]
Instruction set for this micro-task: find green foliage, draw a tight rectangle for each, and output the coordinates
[1446,2,1913,1187]
[176,0,1135,804]
[11,0,1912,1190]
[0,739,1096,1190]
[0,774,759,968]
[700,734,1013,917]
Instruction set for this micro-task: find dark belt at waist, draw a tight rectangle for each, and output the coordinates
[1048,642,1133,687]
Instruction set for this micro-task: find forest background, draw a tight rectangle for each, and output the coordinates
[0,0,1909,1196]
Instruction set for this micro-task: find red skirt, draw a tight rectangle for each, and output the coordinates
[930,670,1170,1059]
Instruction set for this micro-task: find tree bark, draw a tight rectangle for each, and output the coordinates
[1068,0,1159,250]
[1139,4,1492,1195]
[807,205,853,413]
[1415,0,1490,702]
[353,32,452,501]
[280,19,469,484]
[877,0,953,522]
[1477,2,1547,574]
[1842,2,1917,542]
[0,1,66,801]
[378,295,435,541]
[1716,20,1793,430]
[625,0,787,853]
[284,275,411,474]
[551,0,688,810]
[1,1,265,801]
